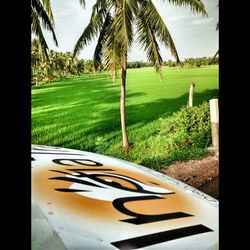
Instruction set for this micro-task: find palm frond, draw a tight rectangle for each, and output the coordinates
[163,0,208,16]
[142,0,180,63]
[136,7,163,79]
[31,6,49,60]
[91,0,109,18]
[79,0,86,8]
[93,13,113,70]
[31,0,58,46]
[213,50,218,58]
[73,1,108,57]
[113,0,138,49]
[41,0,55,25]
[103,21,121,82]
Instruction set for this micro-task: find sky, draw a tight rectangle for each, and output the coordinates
[43,0,218,62]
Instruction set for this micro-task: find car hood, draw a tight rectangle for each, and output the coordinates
[32,144,218,250]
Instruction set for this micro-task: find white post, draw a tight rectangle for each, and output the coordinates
[209,99,219,147]
[188,83,195,107]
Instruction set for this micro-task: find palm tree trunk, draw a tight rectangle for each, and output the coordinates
[120,64,129,151]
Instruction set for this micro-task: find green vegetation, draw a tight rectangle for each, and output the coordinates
[164,57,219,68]
[32,65,218,170]
[145,102,212,170]
[32,41,86,85]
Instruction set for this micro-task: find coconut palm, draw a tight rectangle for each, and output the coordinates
[74,0,207,151]
[31,39,42,70]
[31,0,58,59]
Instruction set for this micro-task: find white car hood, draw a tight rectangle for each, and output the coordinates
[32,144,218,250]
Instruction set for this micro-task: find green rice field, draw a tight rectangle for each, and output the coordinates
[32,65,218,169]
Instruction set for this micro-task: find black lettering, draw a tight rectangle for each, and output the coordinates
[32,152,86,156]
[52,159,103,166]
[66,168,114,172]
[113,196,192,225]
[49,176,104,188]
[111,224,213,249]
[54,188,87,192]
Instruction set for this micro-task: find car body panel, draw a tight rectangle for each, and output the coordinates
[32,144,218,249]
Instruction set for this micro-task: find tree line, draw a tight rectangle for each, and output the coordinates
[32,39,93,85]
[164,57,218,68]
[32,39,218,86]
[127,57,219,68]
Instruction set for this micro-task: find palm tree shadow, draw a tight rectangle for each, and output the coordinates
[83,88,218,137]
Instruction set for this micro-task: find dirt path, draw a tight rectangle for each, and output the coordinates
[161,155,219,199]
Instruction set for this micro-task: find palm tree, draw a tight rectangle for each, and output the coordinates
[74,0,207,151]
[31,0,58,59]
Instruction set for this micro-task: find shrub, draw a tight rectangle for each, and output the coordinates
[159,102,212,149]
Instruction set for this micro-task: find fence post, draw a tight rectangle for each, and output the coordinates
[209,99,219,147]
[188,83,195,107]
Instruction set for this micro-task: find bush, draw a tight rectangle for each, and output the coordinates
[122,102,212,170]
[159,102,212,149]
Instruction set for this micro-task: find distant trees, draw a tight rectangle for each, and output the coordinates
[164,57,219,68]
[32,39,85,85]
[127,61,153,68]
[32,50,219,85]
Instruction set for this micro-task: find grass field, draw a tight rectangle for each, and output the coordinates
[32,65,218,169]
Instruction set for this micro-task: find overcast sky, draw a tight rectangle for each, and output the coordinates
[43,0,218,62]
